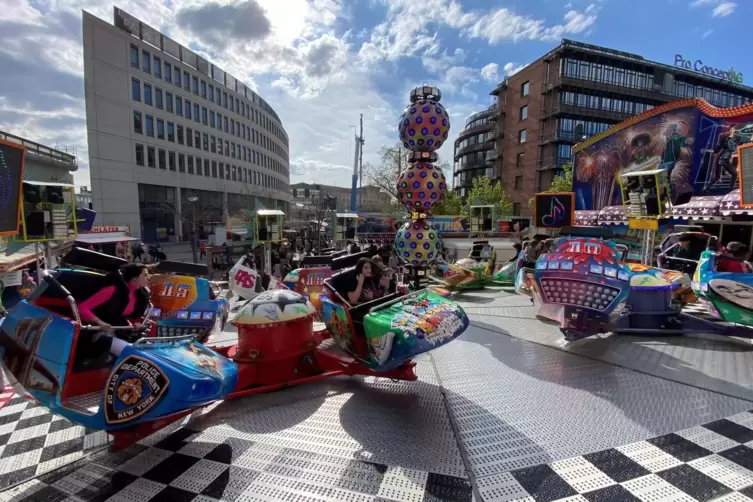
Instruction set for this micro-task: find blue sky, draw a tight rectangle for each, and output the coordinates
[0,0,748,189]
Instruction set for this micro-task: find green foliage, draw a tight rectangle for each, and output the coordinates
[461,177,513,217]
[528,163,574,209]
[433,189,463,215]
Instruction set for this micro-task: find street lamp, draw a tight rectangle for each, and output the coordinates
[187,196,199,263]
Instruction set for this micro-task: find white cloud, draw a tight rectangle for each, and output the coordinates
[480,63,499,82]
[712,2,736,16]
[701,28,715,38]
[689,0,736,17]
[503,62,526,76]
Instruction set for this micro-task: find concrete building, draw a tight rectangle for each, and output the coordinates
[487,39,753,216]
[76,186,93,209]
[290,183,394,213]
[452,105,498,197]
[82,7,290,242]
[0,130,77,184]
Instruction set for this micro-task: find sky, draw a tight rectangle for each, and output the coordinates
[0,0,749,190]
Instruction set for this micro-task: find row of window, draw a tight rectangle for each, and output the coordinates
[562,58,655,91]
[455,166,494,185]
[130,44,288,154]
[671,80,751,108]
[559,91,655,115]
[134,143,286,192]
[455,150,489,170]
[456,133,486,151]
[131,77,288,167]
[132,111,286,179]
[556,118,612,139]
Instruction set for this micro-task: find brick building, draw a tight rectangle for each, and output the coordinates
[475,39,753,217]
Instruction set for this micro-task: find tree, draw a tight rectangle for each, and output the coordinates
[363,142,452,204]
[528,163,574,209]
[433,189,463,215]
[461,176,512,217]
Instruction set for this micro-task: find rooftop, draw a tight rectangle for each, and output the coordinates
[0,130,78,170]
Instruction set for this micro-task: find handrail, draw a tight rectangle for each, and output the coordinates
[134,333,196,345]
[0,130,77,166]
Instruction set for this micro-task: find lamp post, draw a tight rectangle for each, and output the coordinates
[187,196,199,263]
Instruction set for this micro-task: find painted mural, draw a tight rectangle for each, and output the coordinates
[574,99,753,211]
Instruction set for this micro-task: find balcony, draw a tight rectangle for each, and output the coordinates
[537,158,571,171]
[455,141,489,160]
[541,75,674,103]
[485,150,500,162]
[538,131,584,145]
[485,130,502,143]
[540,103,634,123]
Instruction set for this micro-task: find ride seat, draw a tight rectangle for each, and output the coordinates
[32,270,107,319]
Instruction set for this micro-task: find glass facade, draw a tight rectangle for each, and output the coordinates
[556,118,612,140]
[138,184,176,242]
[562,58,655,91]
[670,80,750,108]
[560,91,655,115]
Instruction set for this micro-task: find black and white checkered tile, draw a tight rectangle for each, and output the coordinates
[478,410,753,502]
[0,426,474,501]
[0,394,111,491]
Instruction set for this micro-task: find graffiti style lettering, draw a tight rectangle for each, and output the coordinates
[234,269,256,290]
[159,282,193,298]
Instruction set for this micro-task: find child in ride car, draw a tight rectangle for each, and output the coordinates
[718,242,751,273]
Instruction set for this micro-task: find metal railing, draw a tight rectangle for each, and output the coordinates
[0,130,77,167]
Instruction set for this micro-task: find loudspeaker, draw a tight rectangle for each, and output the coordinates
[25,211,46,236]
[76,207,96,231]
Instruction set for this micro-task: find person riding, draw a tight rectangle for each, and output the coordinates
[507,243,523,263]
[718,242,752,273]
[345,257,391,304]
[78,263,151,357]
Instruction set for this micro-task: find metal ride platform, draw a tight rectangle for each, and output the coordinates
[2,292,753,501]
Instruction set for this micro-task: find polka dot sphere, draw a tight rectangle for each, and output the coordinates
[394,219,443,266]
[397,162,448,212]
[398,99,451,152]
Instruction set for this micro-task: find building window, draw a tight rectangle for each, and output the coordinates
[178,153,185,172]
[166,92,173,113]
[157,119,165,139]
[204,158,209,176]
[185,100,191,120]
[133,111,143,134]
[142,50,150,73]
[201,107,208,125]
[186,128,193,147]
[145,115,154,136]
[187,156,194,174]
[210,136,216,153]
[216,87,221,103]
[200,80,207,98]
[210,110,215,128]
[203,133,209,151]
[513,203,521,216]
[158,148,166,169]
[195,130,201,149]
[522,81,529,97]
[164,62,172,83]
[520,105,528,120]
[154,57,161,78]
[175,96,182,116]
[518,129,527,143]
[130,44,139,68]
[193,103,200,122]
[177,125,184,144]
[224,117,229,132]
[192,76,199,94]
[168,151,175,171]
[211,161,217,178]
[514,175,523,189]
[147,146,155,167]
[223,92,228,108]
[174,67,181,87]
[209,84,214,102]
[155,88,163,109]
[183,71,190,91]
[135,144,144,166]
[515,152,525,167]
[144,84,152,106]
[219,162,224,179]
[131,78,141,101]
[167,122,175,142]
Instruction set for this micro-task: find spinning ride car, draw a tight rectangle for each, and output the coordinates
[693,237,753,326]
[322,252,469,369]
[0,263,463,451]
[431,241,497,290]
[534,237,753,341]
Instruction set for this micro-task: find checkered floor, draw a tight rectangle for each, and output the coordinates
[479,410,753,502]
[0,394,111,491]
[0,425,474,501]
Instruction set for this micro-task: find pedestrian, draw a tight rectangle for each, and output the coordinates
[199,241,207,260]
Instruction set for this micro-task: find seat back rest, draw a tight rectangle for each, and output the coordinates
[331,251,371,272]
[155,260,209,277]
[326,268,357,304]
[348,292,402,325]
[300,255,334,267]
[62,247,128,272]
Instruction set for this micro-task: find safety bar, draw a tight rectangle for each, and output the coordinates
[43,275,82,325]
[657,243,702,264]
[323,281,350,306]
[133,333,196,345]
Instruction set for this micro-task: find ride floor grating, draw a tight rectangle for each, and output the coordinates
[1,315,753,500]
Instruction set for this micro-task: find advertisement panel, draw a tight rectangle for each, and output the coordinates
[0,140,25,236]
[574,99,753,211]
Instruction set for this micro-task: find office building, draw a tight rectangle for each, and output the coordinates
[83,8,290,241]
[0,130,77,185]
[76,186,93,209]
[452,105,498,196]
[485,39,753,216]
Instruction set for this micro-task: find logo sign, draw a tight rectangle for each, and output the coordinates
[674,55,743,84]
[229,259,259,299]
[88,225,130,234]
[534,193,574,228]
[105,356,169,424]
[150,276,198,314]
